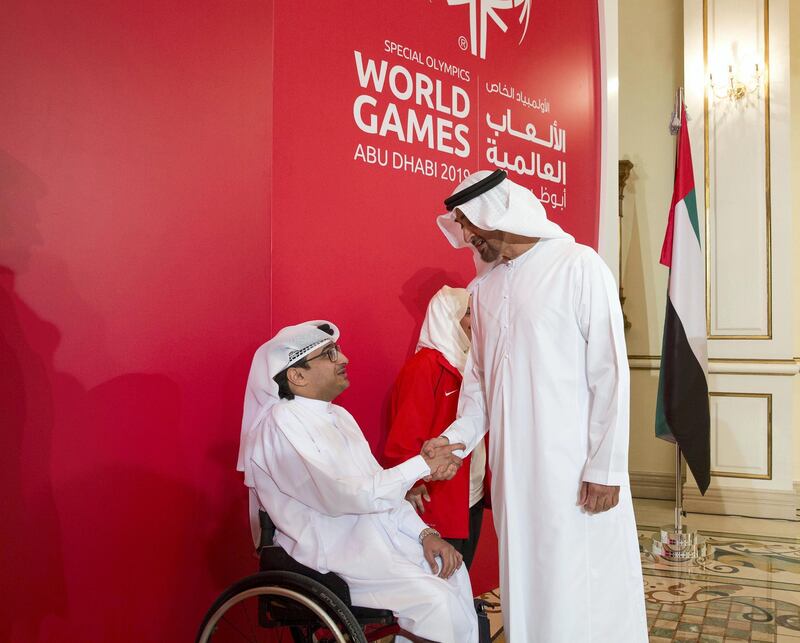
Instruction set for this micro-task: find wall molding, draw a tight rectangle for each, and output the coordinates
[683,483,798,521]
[631,473,800,520]
[703,0,773,339]
[630,471,676,500]
[709,391,772,480]
[796,481,800,518]
[628,355,800,376]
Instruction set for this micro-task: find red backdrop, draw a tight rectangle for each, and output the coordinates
[270,0,601,442]
[1,1,599,640]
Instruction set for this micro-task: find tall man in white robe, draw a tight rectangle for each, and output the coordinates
[428,170,648,642]
[237,320,480,643]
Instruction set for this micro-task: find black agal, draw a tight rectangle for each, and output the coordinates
[444,170,507,211]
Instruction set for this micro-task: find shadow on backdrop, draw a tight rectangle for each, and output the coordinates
[201,345,265,593]
[0,150,70,641]
[0,266,71,641]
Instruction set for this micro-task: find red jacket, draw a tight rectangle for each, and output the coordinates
[383,348,490,538]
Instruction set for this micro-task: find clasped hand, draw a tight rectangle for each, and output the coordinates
[420,436,463,481]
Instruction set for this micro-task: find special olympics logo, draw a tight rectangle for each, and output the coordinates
[447,0,532,60]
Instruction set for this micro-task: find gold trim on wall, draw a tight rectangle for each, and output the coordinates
[628,355,795,364]
[708,392,772,480]
[628,355,800,364]
[703,0,772,340]
[627,355,798,375]
[708,357,789,364]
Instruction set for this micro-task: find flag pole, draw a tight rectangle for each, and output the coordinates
[651,86,709,563]
[653,441,706,562]
[674,443,683,532]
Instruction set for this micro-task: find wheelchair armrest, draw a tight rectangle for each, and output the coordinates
[258,509,276,550]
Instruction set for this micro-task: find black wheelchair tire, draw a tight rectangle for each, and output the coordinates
[196,570,367,643]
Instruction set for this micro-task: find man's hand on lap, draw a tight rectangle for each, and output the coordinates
[421,533,463,579]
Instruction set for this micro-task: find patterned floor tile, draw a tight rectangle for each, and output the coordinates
[639,525,800,642]
[476,524,800,641]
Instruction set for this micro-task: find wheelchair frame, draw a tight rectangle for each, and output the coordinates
[196,510,446,643]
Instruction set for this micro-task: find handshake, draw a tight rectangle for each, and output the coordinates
[419,437,463,481]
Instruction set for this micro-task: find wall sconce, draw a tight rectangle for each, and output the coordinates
[709,63,762,102]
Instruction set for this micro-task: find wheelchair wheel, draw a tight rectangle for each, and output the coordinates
[197,571,367,643]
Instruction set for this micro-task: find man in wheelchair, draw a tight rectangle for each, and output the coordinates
[237,320,480,643]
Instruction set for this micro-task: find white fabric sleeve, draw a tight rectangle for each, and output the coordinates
[576,252,631,487]
[261,422,431,517]
[441,345,489,456]
[395,501,431,542]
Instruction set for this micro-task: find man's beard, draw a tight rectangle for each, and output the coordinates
[477,243,500,262]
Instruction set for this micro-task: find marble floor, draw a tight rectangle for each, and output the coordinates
[478,499,800,642]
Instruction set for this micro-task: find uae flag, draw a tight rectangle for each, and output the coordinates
[655,104,711,494]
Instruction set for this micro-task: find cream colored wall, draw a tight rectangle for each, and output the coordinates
[620,1,798,509]
[791,1,800,491]
[619,0,684,480]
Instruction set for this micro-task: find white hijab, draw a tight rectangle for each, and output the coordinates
[237,321,339,546]
[416,286,470,374]
[436,170,573,277]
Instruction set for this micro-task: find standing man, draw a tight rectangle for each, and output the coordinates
[428,170,648,642]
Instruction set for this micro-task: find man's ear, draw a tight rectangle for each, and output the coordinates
[286,366,308,390]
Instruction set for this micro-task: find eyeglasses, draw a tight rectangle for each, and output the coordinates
[304,343,341,364]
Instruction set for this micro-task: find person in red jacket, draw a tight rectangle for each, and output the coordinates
[384,285,489,569]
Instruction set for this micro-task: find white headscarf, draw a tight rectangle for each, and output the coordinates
[437,171,573,276]
[416,286,470,373]
[237,321,340,487]
[237,321,339,547]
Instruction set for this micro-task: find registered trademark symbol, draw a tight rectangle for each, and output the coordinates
[458,35,469,51]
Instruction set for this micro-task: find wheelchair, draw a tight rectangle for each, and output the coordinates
[196,510,490,643]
